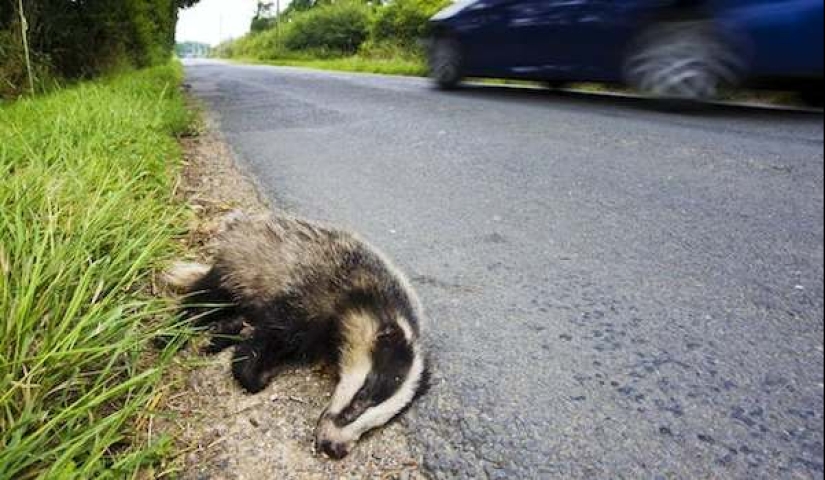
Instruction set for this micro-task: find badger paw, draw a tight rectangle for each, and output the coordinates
[232,341,272,394]
[235,373,269,394]
[202,318,247,356]
[232,362,268,394]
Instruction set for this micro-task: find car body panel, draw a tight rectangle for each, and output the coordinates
[429,0,824,87]
[712,0,824,79]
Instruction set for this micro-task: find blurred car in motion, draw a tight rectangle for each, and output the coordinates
[427,0,824,104]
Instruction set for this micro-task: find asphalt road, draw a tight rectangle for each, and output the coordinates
[185,60,824,479]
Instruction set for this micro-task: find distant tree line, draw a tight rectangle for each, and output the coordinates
[1,0,199,98]
[177,41,211,58]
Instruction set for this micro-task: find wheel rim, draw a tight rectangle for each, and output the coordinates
[625,24,741,100]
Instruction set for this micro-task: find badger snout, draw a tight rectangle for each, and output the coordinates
[316,438,351,460]
[315,416,356,460]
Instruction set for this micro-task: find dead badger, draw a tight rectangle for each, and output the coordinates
[166,212,429,459]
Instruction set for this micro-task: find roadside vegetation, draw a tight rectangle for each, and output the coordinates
[0,63,192,478]
[1,0,199,100]
[217,0,448,75]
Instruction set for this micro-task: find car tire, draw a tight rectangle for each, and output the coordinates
[624,22,744,102]
[430,37,463,90]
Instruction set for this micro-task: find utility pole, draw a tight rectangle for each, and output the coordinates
[17,0,35,95]
[275,0,281,42]
[218,14,223,56]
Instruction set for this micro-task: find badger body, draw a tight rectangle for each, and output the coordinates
[168,213,429,459]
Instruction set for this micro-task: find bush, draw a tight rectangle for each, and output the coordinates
[217,0,451,64]
[283,1,371,55]
[214,28,287,60]
[371,0,450,48]
[251,15,277,33]
[1,30,29,98]
[246,28,291,59]
[0,30,53,99]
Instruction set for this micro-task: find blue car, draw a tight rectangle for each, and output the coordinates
[427,0,824,103]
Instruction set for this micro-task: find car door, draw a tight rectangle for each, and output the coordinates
[504,0,584,77]
[505,0,635,80]
[454,0,540,75]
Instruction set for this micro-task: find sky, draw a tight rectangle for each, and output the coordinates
[177,0,265,46]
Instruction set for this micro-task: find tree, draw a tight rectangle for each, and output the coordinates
[281,0,316,19]
[1,0,202,90]
[251,1,275,33]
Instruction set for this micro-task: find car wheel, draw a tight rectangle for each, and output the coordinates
[624,22,744,102]
[430,37,463,89]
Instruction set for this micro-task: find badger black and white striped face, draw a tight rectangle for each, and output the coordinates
[315,312,428,459]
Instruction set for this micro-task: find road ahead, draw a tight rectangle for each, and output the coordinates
[185,60,824,479]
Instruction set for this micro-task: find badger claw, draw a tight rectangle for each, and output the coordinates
[233,365,269,394]
[231,338,279,394]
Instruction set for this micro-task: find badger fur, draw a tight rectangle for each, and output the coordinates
[166,212,429,459]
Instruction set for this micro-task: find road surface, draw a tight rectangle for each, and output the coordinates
[185,60,824,479]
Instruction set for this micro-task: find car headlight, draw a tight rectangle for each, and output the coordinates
[431,0,481,21]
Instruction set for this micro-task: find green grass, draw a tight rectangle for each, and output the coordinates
[0,64,191,479]
[237,54,427,77]
[221,39,429,77]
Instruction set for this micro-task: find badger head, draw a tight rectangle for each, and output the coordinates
[315,311,429,459]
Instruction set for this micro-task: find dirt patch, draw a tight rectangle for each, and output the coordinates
[157,109,426,479]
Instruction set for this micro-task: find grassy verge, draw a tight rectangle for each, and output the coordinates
[239,54,427,77]
[0,63,191,479]
[225,41,429,77]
